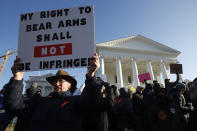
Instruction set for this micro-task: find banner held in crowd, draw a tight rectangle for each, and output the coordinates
[18,5,94,71]
[170,64,183,74]
[138,72,151,82]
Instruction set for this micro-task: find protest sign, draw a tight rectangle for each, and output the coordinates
[170,64,183,74]
[18,6,94,71]
[138,72,151,82]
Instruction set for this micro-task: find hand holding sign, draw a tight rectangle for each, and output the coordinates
[87,53,100,77]
[11,56,24,80]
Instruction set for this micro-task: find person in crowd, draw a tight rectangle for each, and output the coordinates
[12,83,43,131]
[188,77,197,131]
[132,86,145,131]
[0,83,41,131]
[0,88,8,131]
[153,80,158,85]
[81,82,115,131]
[171,82,194,131]
[114,87,134,131]
[111,85,119,100]
[187,82,193,89]
[0,82,42,131]
[145,83,162,110]
[0,86,14,131]
[3,53,105,131]
[153,83,163,94]
[143,80,154,108]
[183,84,191,103]
[25,83,42,98]
[148,86,181,131]
[165,73,179,100]
[109,84,119,131]
[142,83,153,97]
[142,81,154,131]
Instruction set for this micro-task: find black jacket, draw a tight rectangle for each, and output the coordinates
[81,79,114,131]
[132,92,144,117]
[148,94,182,131]
[3,75,103,131]
[113,88,134,130]
[170,92,192,129]
[165,74,179,98]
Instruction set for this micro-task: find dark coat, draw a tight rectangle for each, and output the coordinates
[173,93,190,113]
[0,92,14,131]
[165,74,179,100]
[132,92,144,117]
[171,92,191,129]
[3,76,103,131]
[188,110,197,131]
[148,95,182,131]
[81,80,114,131]
[114,88,134,131]
[188,96,197,131]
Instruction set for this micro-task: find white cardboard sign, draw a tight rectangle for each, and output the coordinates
[18,6,94,71]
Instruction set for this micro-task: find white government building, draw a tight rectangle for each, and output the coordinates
[25,35,181,96]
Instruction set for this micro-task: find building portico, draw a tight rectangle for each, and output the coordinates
[96,35,180,88]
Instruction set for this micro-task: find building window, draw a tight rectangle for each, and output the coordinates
[128,76,132,83]
[115,75,117,83]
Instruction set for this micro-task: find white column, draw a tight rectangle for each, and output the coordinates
[154,72,161,84]
[116,56,123,88]
[131,58,140,88]
[146,60,155,83]
[99,56,105,75]
[160,60,169,80]
[95,55,107,81]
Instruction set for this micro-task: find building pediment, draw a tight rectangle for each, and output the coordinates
[96,35,181,57]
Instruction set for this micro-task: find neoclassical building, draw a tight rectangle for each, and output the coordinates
[95,35,180,88]
[25,35,181,96]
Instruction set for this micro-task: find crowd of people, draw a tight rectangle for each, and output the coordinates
[0,54,197,131]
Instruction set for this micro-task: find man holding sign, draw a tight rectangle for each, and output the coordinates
[164,63,182,100]
[3,53,108,131]
[165,74,179,101]
[3,6,112,131]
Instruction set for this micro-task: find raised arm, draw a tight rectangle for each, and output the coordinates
[171,73,180,87]
[87,53,100,78]
[3,57,26,114]
[81,53,105,108]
